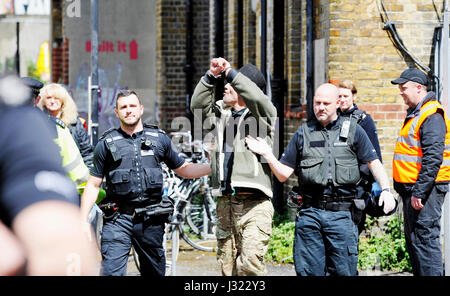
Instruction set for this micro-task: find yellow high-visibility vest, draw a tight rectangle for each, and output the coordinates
[393,100,450,183]
[53,119,90,185]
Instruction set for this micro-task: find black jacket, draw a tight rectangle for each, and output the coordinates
[68,117,94,167]
[340,105,382,181]
[394,92,449,199]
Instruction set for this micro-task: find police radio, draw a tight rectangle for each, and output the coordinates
[340,119,351,140]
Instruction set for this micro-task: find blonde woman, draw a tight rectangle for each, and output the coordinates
[38,83,93,167]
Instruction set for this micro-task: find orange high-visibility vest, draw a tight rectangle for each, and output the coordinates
[393,100,450,183]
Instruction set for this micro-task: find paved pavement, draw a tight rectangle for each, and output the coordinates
[126,249,296,276]
[126,240,411,276]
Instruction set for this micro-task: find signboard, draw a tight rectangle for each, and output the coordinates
[65,0,157,134]
[14,0,50,15]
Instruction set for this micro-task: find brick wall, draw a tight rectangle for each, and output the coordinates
[224,0,239,65]
[243,0,256,66]
[51,0,69,85]
[50,0,443,191]
[328,0,442,174]
[51,0,63,83]
[156,0,210,132]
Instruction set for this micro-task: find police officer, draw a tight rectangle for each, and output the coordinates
[245,83,396,276]
[0,75,98,275]
[80,90,211,276]
[20,77,43,106]
[20,77,90,188]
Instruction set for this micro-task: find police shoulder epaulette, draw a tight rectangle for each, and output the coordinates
[48,116,66,129]
[144,122,166,134]
[144,122,159,129]
[351,109,367,124]
[99,127,117,141]
[55,117,66,128]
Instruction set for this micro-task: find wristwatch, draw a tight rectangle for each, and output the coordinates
[382,188,391,193]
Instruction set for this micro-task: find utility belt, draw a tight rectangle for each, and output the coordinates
[301,194,354,212]
[117,198,161,215]
[99,197,173,222]
[299,194,365,224]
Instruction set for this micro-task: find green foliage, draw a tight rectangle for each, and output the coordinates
[265,212,412,272]
[26,60,40,81]
[265,212,295,263]
[358,215,412,272]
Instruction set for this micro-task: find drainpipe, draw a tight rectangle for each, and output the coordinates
[237,0,243,68]
[271,0,285,213]
[90,0,99,145]
[261,0,267,79]
[184,0,194,125]
[306,0,314,120]
[214,0,224,102]
[15,22,20,75]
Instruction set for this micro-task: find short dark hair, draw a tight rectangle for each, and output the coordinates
[115,89,140,107]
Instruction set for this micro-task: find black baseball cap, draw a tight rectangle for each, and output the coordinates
[391,68,428,86]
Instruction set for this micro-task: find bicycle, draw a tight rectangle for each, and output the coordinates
[168,131,217,241]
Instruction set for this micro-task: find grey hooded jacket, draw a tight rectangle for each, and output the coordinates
[190,71,277,197]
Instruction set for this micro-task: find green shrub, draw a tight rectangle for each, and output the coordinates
[265,212,412,273]
[265,212,295,263]
[358,215,412,272]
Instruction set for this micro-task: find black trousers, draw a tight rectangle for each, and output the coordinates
[101,214,166,276]
[401,185,446,276]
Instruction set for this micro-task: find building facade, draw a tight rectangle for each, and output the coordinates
[50,0,445,206]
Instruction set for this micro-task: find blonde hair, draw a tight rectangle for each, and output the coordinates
[38,83,79,125]
[338,79,357,95]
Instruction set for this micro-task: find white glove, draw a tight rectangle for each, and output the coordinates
[379,190,396,214]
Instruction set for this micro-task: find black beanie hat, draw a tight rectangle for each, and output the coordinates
[238,64,266,91]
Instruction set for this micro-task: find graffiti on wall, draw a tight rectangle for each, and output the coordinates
[85,40,139,60]
[70,62,124,134]
[70,60,155,135]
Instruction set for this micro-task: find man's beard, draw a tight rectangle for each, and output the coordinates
[120,115,141,128]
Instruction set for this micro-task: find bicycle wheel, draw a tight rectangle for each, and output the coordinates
[185,186,217,238]
[164,223,180,276]
[179,223,215,252]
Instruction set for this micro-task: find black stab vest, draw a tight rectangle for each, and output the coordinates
[102,126,163,203]
[298,117,360,194]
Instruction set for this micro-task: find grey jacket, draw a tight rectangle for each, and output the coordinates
[190,71,277,197]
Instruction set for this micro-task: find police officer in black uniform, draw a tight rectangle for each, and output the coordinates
[245,83,396,276]
[0,75,98,275]
[80,90,211,276]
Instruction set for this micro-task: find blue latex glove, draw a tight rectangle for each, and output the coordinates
[371,182,382,198]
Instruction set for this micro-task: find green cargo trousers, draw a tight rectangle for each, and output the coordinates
[215,193,274,276]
